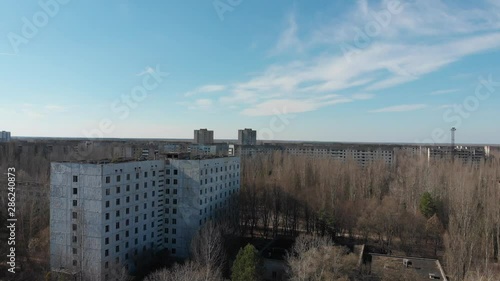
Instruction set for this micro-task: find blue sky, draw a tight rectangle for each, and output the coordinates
[1,0,499,144]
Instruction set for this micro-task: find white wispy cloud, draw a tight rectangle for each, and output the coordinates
[430,89,460,95]
[184,85,226,97]
[352,93,375,100]
[436,104,454,110]
[271,11,302,55]
[187,99,215,111]
[242,96,352,116]
[370,104,427,113]
[181,0,500,117]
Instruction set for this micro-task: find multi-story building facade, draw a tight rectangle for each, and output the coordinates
[1,131,11,142]
[50,156,240,281]
[238,128,257,145]
[236,142,491,166]
[236,143,395,165]
[194,129,214,145]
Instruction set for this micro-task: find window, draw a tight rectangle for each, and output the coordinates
[136,173,139,179]
[116,210,120,217]
[72,224,77,231]
[117,175,121,182]
[73,176,78,182]
[126,208,129,214]
[172,219,177,225]
[144,171,148,178]
[172,248,176,254]
[72,188,77,195]
[105,225,109,232]
[72,236,77,243]
[173,189,177,195]
[105,261,109,269]
[116,198,120,205]
[72,212,77,219]
[105,237,109,245]
[126,174,130,180]
[126,196,130,203]
[173,208,177,214]
[106,176,110,183]
[105,201,110,208]
[116,186,120,194]
[173,179,178,185]
[72,248,77,254]
[105,188,110,196]
[116,234,120,241]
[126,185,130,192]
[172,238,176,244]
[166,169,170,175]
[166,179,170,184]
[73,260,77,266]
[72,200,77,207]
[172,228,177,234]
[116,222,120,229]
[173,199,177,205]
[173,169,178,175]
[105,249,109,257]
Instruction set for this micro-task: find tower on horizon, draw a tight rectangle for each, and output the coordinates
[194,128,214,145]
[238,128,257,145]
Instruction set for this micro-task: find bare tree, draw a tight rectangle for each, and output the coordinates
[190,221,226,278]
[143,261,223,281]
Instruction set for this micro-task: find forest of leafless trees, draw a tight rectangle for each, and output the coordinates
[237,151,500,280]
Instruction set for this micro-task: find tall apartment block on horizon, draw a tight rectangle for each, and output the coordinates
[193,128,214,145]
[50,156,240,281]
[1,130,11,142]
[238,128,257,145]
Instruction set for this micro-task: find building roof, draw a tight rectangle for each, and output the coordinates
[369,254,447,280]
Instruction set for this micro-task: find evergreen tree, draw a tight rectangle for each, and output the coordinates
[419,192,436,218]
[231,244,261,281]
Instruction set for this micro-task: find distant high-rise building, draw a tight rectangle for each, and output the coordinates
[238,128,257,145]
[194,129,214,145]
[1,131,11,142]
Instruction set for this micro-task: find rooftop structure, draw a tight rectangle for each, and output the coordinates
[362,254,447,280]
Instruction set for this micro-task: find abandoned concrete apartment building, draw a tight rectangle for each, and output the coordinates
[50,156,240,280]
